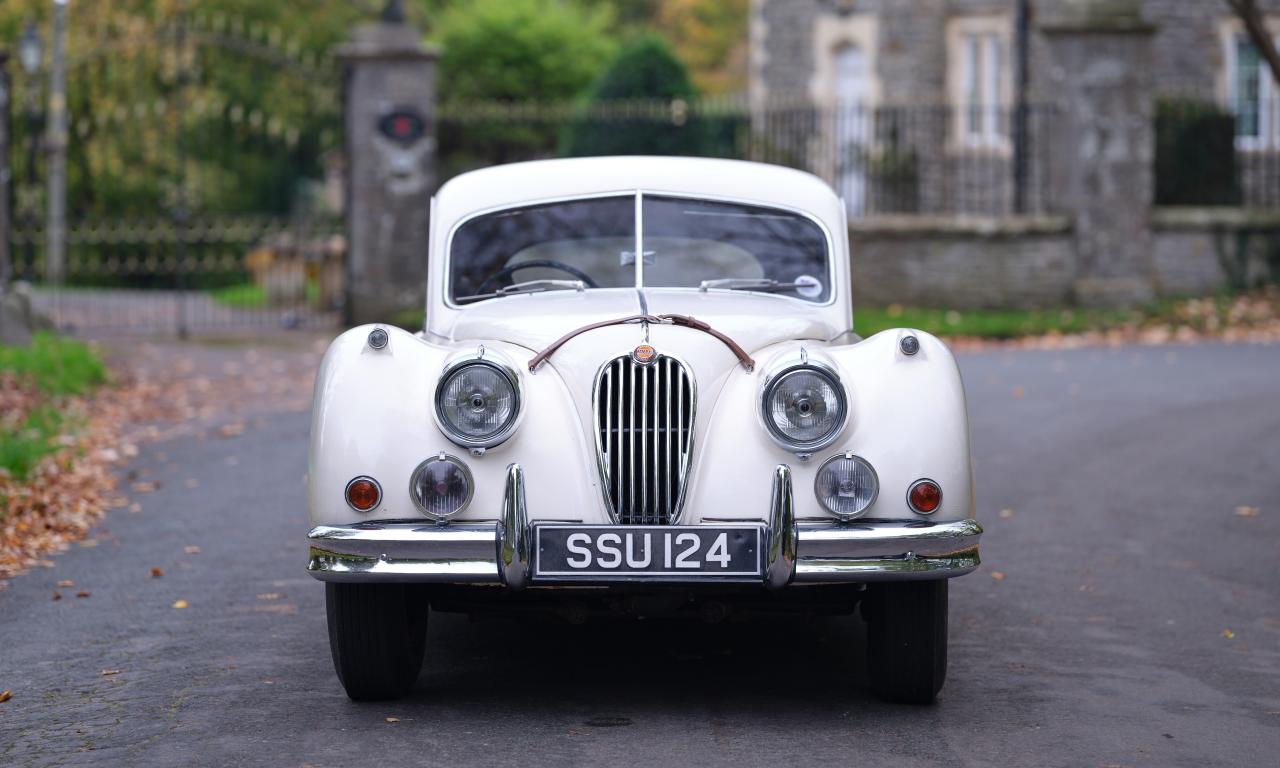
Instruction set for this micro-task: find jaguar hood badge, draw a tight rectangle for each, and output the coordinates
[631,344,658,365]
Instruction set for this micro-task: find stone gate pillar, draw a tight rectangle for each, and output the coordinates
[337,12,440,325]
[1041,1,1156,306]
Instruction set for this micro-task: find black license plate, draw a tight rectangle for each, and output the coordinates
[533,525,763,580]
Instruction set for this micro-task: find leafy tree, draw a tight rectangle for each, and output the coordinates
[433,0,615,103]
[654,0,748,95]
[561,35,716,157]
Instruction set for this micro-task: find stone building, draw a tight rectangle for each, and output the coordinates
[747,0,1280,308]
[752,0,1280,123]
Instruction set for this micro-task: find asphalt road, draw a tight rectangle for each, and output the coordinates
[2,342,1279,767]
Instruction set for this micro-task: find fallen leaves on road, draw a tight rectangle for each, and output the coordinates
[183,545,201,555]
[1222,629,1236,639]
[100,669,120,677]
[256,593,283,601]
[150,567,163,578]
[0,690,11,703]
[1234,506,1260,518]
[52,591,62,601]
[990,571,1006,581]
[56,579,74,587]
[998,508,1015,519]
[75,590,91,598]
[171,599,189,609]
[1,337,323,580]
[385,717,400,723]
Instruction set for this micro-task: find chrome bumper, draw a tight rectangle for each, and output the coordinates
[307,464,982,587]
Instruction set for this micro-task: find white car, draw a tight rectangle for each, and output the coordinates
[307,156,981,704]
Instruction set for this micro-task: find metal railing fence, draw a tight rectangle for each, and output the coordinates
[438,99,1060,218]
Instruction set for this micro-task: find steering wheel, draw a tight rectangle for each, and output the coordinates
[475,260,600,295]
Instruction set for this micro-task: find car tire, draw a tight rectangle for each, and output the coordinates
[863,580,948,705]
[326,583,429,701]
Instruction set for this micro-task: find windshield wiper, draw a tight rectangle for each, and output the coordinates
[698,276,821,294]
[457,279,586,304]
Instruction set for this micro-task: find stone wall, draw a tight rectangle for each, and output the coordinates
[849,216,1075,309]
[847,210,1280,310]
[1151,208,1280,296]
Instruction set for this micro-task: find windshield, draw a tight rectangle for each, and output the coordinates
[448,194,831,303]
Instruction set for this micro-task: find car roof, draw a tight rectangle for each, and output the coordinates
[433,156,844,226]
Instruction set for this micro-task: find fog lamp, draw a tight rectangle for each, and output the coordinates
[814,453,878,520]
[410,454,474,520]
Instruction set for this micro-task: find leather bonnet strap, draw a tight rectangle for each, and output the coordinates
[527,314,756,373]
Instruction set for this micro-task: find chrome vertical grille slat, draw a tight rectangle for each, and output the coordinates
[614,358,623,514]
[595,354,695,525]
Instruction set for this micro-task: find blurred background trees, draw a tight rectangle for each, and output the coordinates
[0,0,750,221]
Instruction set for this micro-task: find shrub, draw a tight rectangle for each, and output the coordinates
[561,35,713,157]
[1154,98,1240,206]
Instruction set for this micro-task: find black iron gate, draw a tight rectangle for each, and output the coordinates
[8,8,344,336]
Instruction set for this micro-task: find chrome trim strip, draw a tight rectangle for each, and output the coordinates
[641,354,649,518]
[792,518,982,582]
[305,516,980,584]
[765,465,797,590]
[498,463,529,590]
[307,522,501,583]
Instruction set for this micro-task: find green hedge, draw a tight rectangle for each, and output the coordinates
[1154,98,1240,206]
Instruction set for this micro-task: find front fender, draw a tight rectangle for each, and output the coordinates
[307,325,604,527]
[685,329,974,524]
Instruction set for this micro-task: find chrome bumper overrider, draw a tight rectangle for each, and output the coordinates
[307,464,983,587]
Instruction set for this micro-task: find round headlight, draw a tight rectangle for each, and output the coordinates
[761,365,846,451]
[410,454,474,519]
[435,360,520,448]
[814,453,878,520]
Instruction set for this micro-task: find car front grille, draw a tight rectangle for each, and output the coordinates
[595,354,695,525]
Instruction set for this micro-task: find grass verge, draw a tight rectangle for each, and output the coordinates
[855,290,1280,341]
[210,280,319,309]
[854,305,1135,339]
[1,333,105,481]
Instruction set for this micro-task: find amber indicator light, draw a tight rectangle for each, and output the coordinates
[908,480,942,514]
[346,477,381,512]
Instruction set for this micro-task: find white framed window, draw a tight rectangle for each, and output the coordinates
[1228,32,1280,149]
[947,15,1012,151]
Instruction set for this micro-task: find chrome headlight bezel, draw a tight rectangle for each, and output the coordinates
[433,350,522,450]
[759,355,848,453]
